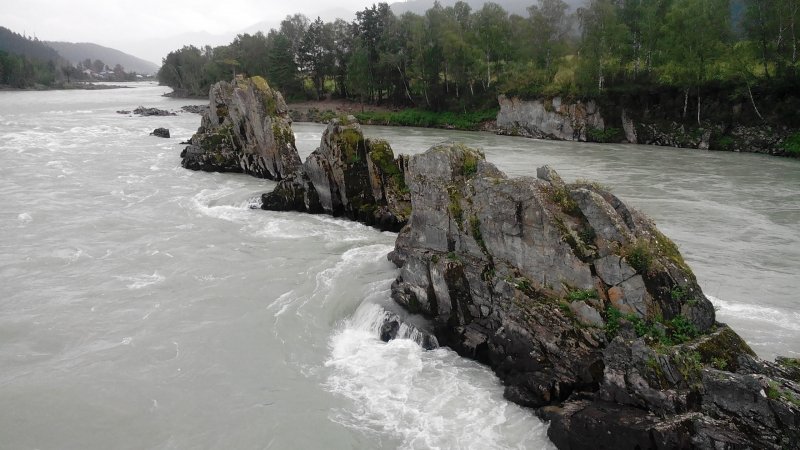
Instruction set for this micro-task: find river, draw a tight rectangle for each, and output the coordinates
[0,82,797,449]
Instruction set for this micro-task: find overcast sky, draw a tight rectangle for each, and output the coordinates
[1,0,372,64]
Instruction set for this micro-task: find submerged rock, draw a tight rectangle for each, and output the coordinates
[181,76,301,179]
[388,143,799,449]
[262,117,411,231]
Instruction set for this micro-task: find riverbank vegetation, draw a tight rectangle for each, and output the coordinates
[158,0,799,127]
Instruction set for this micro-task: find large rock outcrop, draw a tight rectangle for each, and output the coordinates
[498,94,800,157]
[388,143,800,449]
[496,95,605,141]
[180,77,301,178]
[262,117,411,231]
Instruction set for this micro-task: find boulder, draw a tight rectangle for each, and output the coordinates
[388,143,799,448]
[262,117,411,231]
[180,76,302,179]
[149,127,170,138]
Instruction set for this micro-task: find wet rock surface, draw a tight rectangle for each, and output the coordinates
[149,127,170,138]
[133,106,176,116]
[178,81,799,446]
[262,117,411,231]
[387,143,800,449]
[180,76,301,179]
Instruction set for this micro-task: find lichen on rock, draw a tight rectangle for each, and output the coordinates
[181,76,301,179]
[387,143,799,449]
[262,117,411,231]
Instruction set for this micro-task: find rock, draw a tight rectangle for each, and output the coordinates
[495,95,799,158]
[377,311,439,350]
[380,320,400,342]
[388,144,797,448]
[570,301,605,327]
[180,76,302,179]
[609,275,648,318]
[149,127,170,138]
[262,117,411,231]
[116,110,131,115]
[181,105,208,114]
[496,95,605,141]
[595,254,637,286]
[133,106,175,116]
[621,109,637,144]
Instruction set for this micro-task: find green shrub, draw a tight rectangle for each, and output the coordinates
[712,135,735,151]
[667,315,698,344]
[586,126,623,143]
[567,289,598,302]
[624,239,655,274]
[782,132,800,156]
[605,306,623,338]
[550,185,580,216]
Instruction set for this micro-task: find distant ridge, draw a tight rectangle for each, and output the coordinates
[45,41,159,74]
[0,26,64,63]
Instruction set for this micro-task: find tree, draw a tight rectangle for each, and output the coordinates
[330,19,354,97]
[157,46,209,96]
[576,0,629,92]
[299,17,335,99]
[527,0,573,72]
[472,2,511,89]
[265,31,302,99]
[661,0,731,123]
[743,0,800,78]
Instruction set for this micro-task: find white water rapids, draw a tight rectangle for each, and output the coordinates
[1,82,797,449]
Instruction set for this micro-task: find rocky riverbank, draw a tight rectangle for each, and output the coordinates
[179,77,800,449]
[497,94,800,158]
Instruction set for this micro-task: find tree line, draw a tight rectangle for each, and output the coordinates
[158,0,799,120]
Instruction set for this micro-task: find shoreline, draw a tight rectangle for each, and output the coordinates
[0,82,132,91]
[129,87,800,159]
[286,98,799,159]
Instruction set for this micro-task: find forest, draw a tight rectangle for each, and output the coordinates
[157,0,799,126]
[0,26,146,88]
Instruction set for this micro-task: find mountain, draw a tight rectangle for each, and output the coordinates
[0,26,64,63]
[390,0,586,16]
[45,41,159,74]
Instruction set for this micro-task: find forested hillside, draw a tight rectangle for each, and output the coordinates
[158,0,799,127]
[0,26,65,87]
[46,41,159,74]
[0,26,150,88]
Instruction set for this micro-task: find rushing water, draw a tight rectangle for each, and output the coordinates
[0,83,797,449]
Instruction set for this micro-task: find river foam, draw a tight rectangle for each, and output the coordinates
[326,295,554,450]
